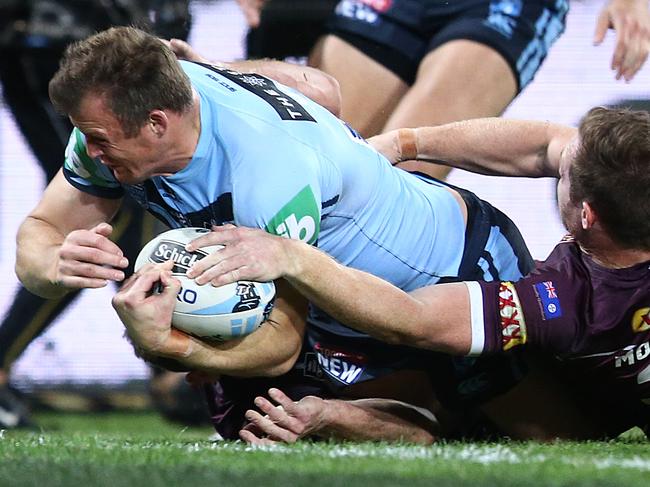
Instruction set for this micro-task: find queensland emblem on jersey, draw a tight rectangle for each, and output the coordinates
[632,308,650,333]
[498,282,527,351]
[135,227,276,341]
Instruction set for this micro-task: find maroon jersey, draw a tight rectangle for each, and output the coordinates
[466,237,650,436]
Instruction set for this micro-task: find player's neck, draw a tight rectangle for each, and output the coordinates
[581,245,650,269]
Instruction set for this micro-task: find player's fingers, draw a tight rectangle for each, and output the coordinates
[160,271,182,296]
[120,270,163,300]
[57,259,126,283]
[198,256,251,286]
[239,429,277,446]
[92,222,114,239]
[267,388,295,411]
[56,275,111,289]
[262,390,311,435]
[185,227,238,252]
[625,51,648,80]
[593,11,610,46]
[244,409,298,443]
[186,249,236,281]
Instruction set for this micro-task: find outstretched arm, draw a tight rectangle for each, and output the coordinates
[239,388,438,444]
[186,226,473,355]
[169,39,341,117]
[369,118,577,178]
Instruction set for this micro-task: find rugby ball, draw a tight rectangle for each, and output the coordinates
[134,227,275,341]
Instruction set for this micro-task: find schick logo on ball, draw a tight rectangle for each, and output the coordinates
[150,240,208,274]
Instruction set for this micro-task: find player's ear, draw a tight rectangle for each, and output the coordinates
[581,201,597,230]
[148,110,168,137]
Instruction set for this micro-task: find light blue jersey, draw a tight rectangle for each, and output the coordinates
[64,61,531,386]
[65,61,468,290]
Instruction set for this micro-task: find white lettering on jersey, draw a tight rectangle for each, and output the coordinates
[275,214,316,242]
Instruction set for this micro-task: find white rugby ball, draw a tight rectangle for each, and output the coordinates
[134,227,275,341]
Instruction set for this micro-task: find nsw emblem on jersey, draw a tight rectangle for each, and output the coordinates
[498,282,527,351]
[533,280,563,320]
[632,308,650,333]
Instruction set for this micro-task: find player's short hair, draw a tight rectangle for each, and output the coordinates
[49,26,193,138]
[572,107,650,250]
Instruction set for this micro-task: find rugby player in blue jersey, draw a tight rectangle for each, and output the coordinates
[16,27,582,441]
[184,107,650,442]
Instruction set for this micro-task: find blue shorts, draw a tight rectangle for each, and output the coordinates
[327,0,569,90]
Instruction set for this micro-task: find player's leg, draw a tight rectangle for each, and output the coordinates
[392,0,569,179]
[308,0,431,137]
[387,40,517,179]
[309,34,408,137]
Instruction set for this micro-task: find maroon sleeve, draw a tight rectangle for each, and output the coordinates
[476,264,584,355]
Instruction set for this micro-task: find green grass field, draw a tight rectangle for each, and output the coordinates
[1,412,648,487]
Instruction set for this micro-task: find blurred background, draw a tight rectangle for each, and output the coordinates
[0,0,649,400]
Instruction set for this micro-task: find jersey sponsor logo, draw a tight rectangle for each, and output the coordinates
[312,343,366,385]
[498,282,527,351]
[632,308,650,333]
[150,241,208,274]
[198,63,316,122]
[266,185,320,244]
[335,0,382,24]
[533,281,563,320]
[614,342,650,368]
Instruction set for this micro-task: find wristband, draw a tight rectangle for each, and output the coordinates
[165,328,193,358]
[397,128,418,161]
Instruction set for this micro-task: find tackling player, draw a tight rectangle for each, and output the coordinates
[186,107,650,440]
[15,27,576,441]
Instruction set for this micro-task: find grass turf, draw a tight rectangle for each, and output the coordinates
[0,412,648,487]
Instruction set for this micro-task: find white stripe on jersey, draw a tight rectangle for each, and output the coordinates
[465,281,485,356]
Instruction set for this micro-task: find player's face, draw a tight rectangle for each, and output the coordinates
[70,95,162,184]
[557,136,582,236]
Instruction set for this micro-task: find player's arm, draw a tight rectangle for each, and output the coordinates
[369,118,577,178]
[240,388,438,445]
[15,170,125,298]
[594,0,650,81]
[184,226,473,355]
[112,263,307,377]
[169,39,341,116]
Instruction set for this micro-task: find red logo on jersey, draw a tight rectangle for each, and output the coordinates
[632,308,650,333]
[498,282,527,351]
[359,0,392,12]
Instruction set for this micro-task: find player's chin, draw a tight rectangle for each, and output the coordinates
[112,169,145,185]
